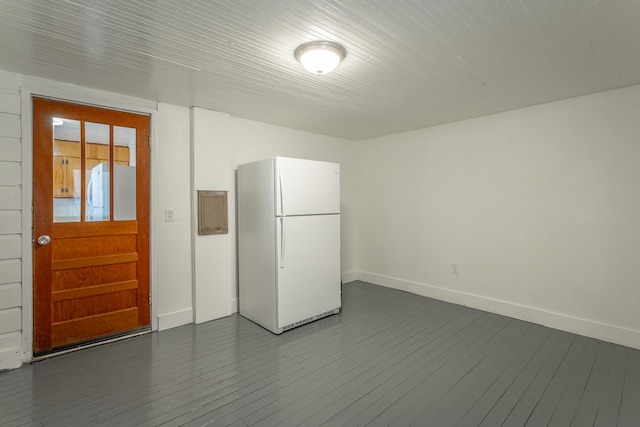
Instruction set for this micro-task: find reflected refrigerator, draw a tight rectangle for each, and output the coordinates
[238,157,341,334]
[89,162,136,221]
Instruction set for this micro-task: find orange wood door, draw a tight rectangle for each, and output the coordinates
[33,98,150,355]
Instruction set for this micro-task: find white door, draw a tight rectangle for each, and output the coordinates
[276,157,340,216]
[276,214,341,328]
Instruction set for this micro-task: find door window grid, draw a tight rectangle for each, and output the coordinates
[53,119,136,223]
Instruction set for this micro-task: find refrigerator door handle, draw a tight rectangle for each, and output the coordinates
[278,169,284,215]
[279,217,285,269]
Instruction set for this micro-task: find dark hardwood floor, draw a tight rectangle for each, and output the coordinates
[1,281,639,426]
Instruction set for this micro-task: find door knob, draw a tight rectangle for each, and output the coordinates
[37,235,51,246]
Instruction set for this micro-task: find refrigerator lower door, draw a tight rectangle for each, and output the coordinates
[276,214,341,329]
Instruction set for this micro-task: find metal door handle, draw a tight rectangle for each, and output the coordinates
[37,235,51,246]
[279,218,285,269]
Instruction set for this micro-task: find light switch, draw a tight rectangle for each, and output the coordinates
[165,209,175,222]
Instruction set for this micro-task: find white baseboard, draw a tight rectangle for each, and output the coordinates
[354,271,640,351]
[341,271,359,284]
[157,308,193,331]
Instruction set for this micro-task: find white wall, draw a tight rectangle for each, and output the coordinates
[191,107,233,323]
[0,70,22,370]
[355,84,640,349]
[154,103,193,330]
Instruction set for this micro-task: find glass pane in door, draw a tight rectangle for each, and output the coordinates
[53,118,81,223]
[113,126,136,220]
[85,122,111,221]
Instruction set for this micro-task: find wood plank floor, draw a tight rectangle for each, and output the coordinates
[1,281,639,426]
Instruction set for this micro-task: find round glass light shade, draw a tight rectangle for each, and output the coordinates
[294,41,346,75]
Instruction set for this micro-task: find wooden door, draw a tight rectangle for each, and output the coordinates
[33,98,150,355]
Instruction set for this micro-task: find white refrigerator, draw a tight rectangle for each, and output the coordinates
[238,157,341,334]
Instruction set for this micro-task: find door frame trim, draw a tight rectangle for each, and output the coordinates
[20,79,158,362]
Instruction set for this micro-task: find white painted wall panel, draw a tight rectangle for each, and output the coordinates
[0,161,20,185]
[0,347,21,370]
[0,235,21,260]
[190,107,232,323]
[0,115,21,138]
[0,331,20,352]
[154,103,193,326]
[191,107,231,190]
[0,211,20,234]
[0,137,21,161]
[0,88,20,114]
[0,187,20,210]
[0,283,20,310]
[0,259,20,285]
[0,308,20,334]
[193,237,231,323]
[0,70,22,90]
[0,331,21,370]
[0,69,20,371]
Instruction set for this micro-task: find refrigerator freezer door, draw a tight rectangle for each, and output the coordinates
[276,214,341,328]
[276,157,340,216]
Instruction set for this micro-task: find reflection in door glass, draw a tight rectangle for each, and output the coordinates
[85,122,111,222]
[113,126,136,220]
[53,118,81,223]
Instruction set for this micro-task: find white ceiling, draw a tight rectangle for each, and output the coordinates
[1,0,639,141]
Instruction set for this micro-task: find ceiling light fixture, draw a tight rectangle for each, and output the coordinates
[294,41,346,75]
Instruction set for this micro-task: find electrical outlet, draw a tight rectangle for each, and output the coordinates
[165,209,175,222]
[451,264,459,275]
